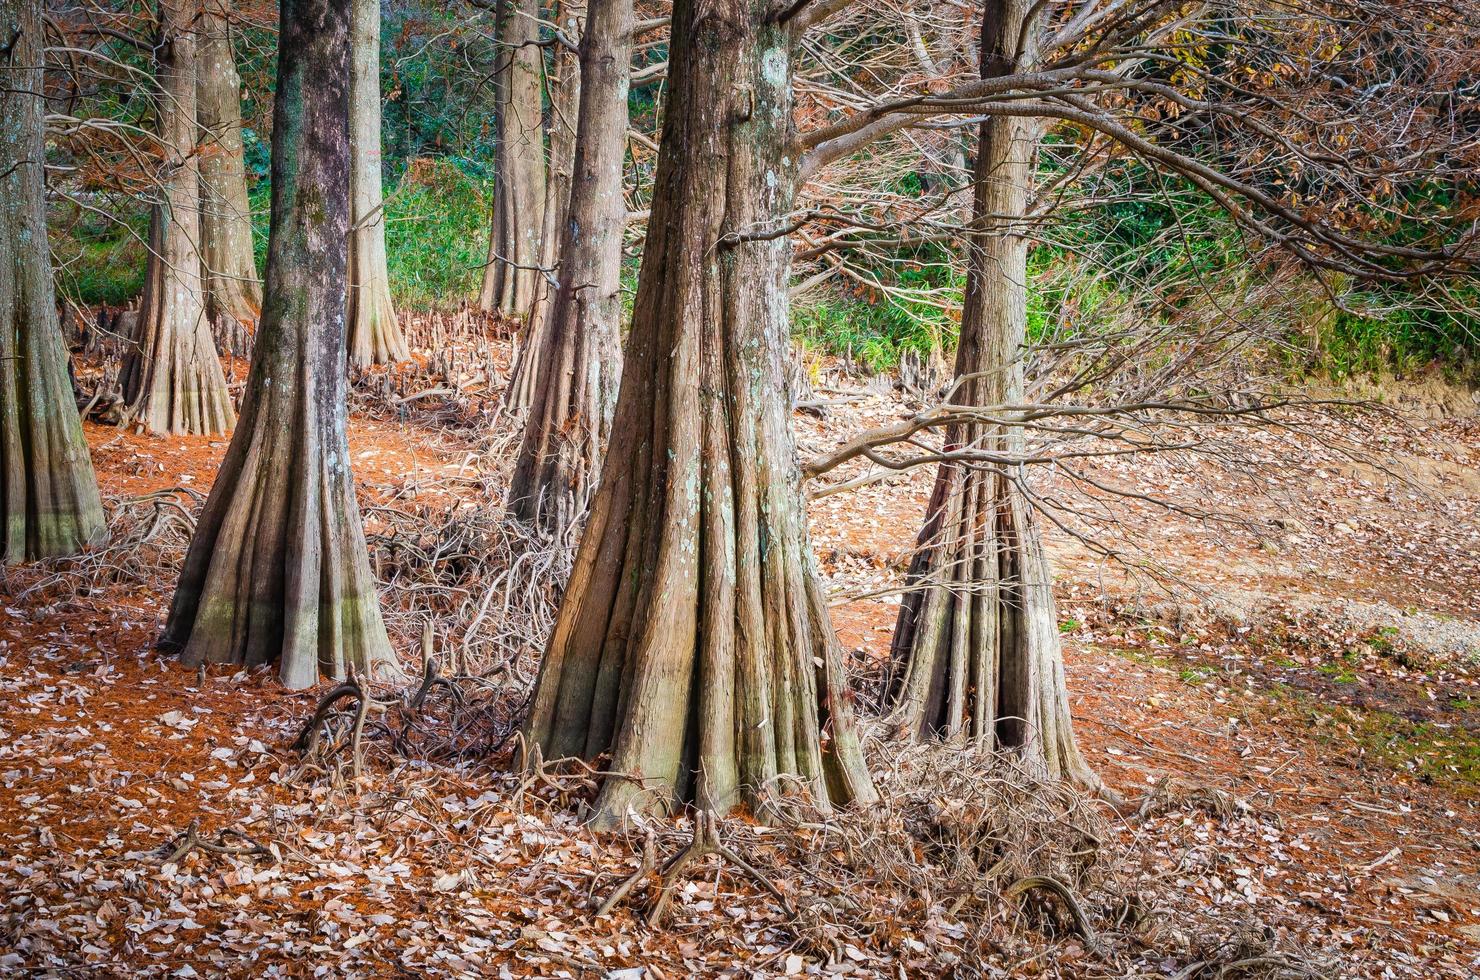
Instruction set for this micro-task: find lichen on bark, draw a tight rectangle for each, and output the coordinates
[521,0,876,828]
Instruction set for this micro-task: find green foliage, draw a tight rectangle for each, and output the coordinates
[382,159,491,306]
[1312,290,1480,381]
[48,198,148,307]
[792,246,962,371]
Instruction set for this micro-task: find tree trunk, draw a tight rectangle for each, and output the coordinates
[161,0,397,690]
[884,0,1097,789]
[119,0,236,436]
[502,0,583,414]
[521,0,876,828]
[505,0,626,535]
[196,0,262,355]
[346,0,407,366]
[0,0,107,562]
[476,0,547,317]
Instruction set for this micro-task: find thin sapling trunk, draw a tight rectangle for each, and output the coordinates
[346,0,408,366]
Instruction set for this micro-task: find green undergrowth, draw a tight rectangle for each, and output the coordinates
[382,158,491,306]
[1265,686,1480,794]
[49,198,148,307]
[792,253,963,372]
[254,156,491,308]
[1307,294,1480,383]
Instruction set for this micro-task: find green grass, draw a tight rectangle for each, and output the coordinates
[1264,685,1480,793]
[1179,665,1215,685]
[1316,661,1359,684]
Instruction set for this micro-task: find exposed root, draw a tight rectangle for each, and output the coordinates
[2,489,201,613]
[366,501,573,682]
[596,811,795,927]
[157,819,274,866]
[1003,874,1103,956]
[290,666,391,787]
[512,738,602,812]
[289,630,527,790]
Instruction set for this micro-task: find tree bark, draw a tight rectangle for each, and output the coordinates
[119,0,236,436]
[476,0,547,317]
[504,0,625,536]
[502,0,582,414]
[346,0,407,366]
[0,0,107,562]
[521,0,876,828]
[196,0,262,354]
[884,0,1097,788]
[161,0,397,690]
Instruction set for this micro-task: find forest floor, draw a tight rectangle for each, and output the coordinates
[1,316,1477,978]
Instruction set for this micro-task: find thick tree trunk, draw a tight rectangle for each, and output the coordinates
[346,0,407,366]
[503,0,583,413]
[0,0,106,562]
[120,0,235,436]
[161,0,397,690]
[505,0,626,535]
[476,0,547,316]
[522,0,876,828]
[196,0,262,353]
[884,0,1097,788]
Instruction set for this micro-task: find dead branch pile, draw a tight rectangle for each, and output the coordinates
[765,732,1115,969]
[289,654,526,787]
[585,729,1332,978]
[0,489,199,613]
[366,500,573,681]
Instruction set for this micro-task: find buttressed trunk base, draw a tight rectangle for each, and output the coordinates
[505,0,628,537]
[121,0,235,436]
[885,0,1098,791]
[162,0,397,690]
[522,0,876,829]
[1,0,106,563]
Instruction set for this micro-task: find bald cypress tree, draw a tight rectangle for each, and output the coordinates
[119,0,236,436]
[477,0,547,317]
[346,0,407,366]
[197,0,262,345]
[505,0,631,537]
[161,0,396,689]
[883,0,1098,789]
[521,0,877,828]
[0,0,106,563]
